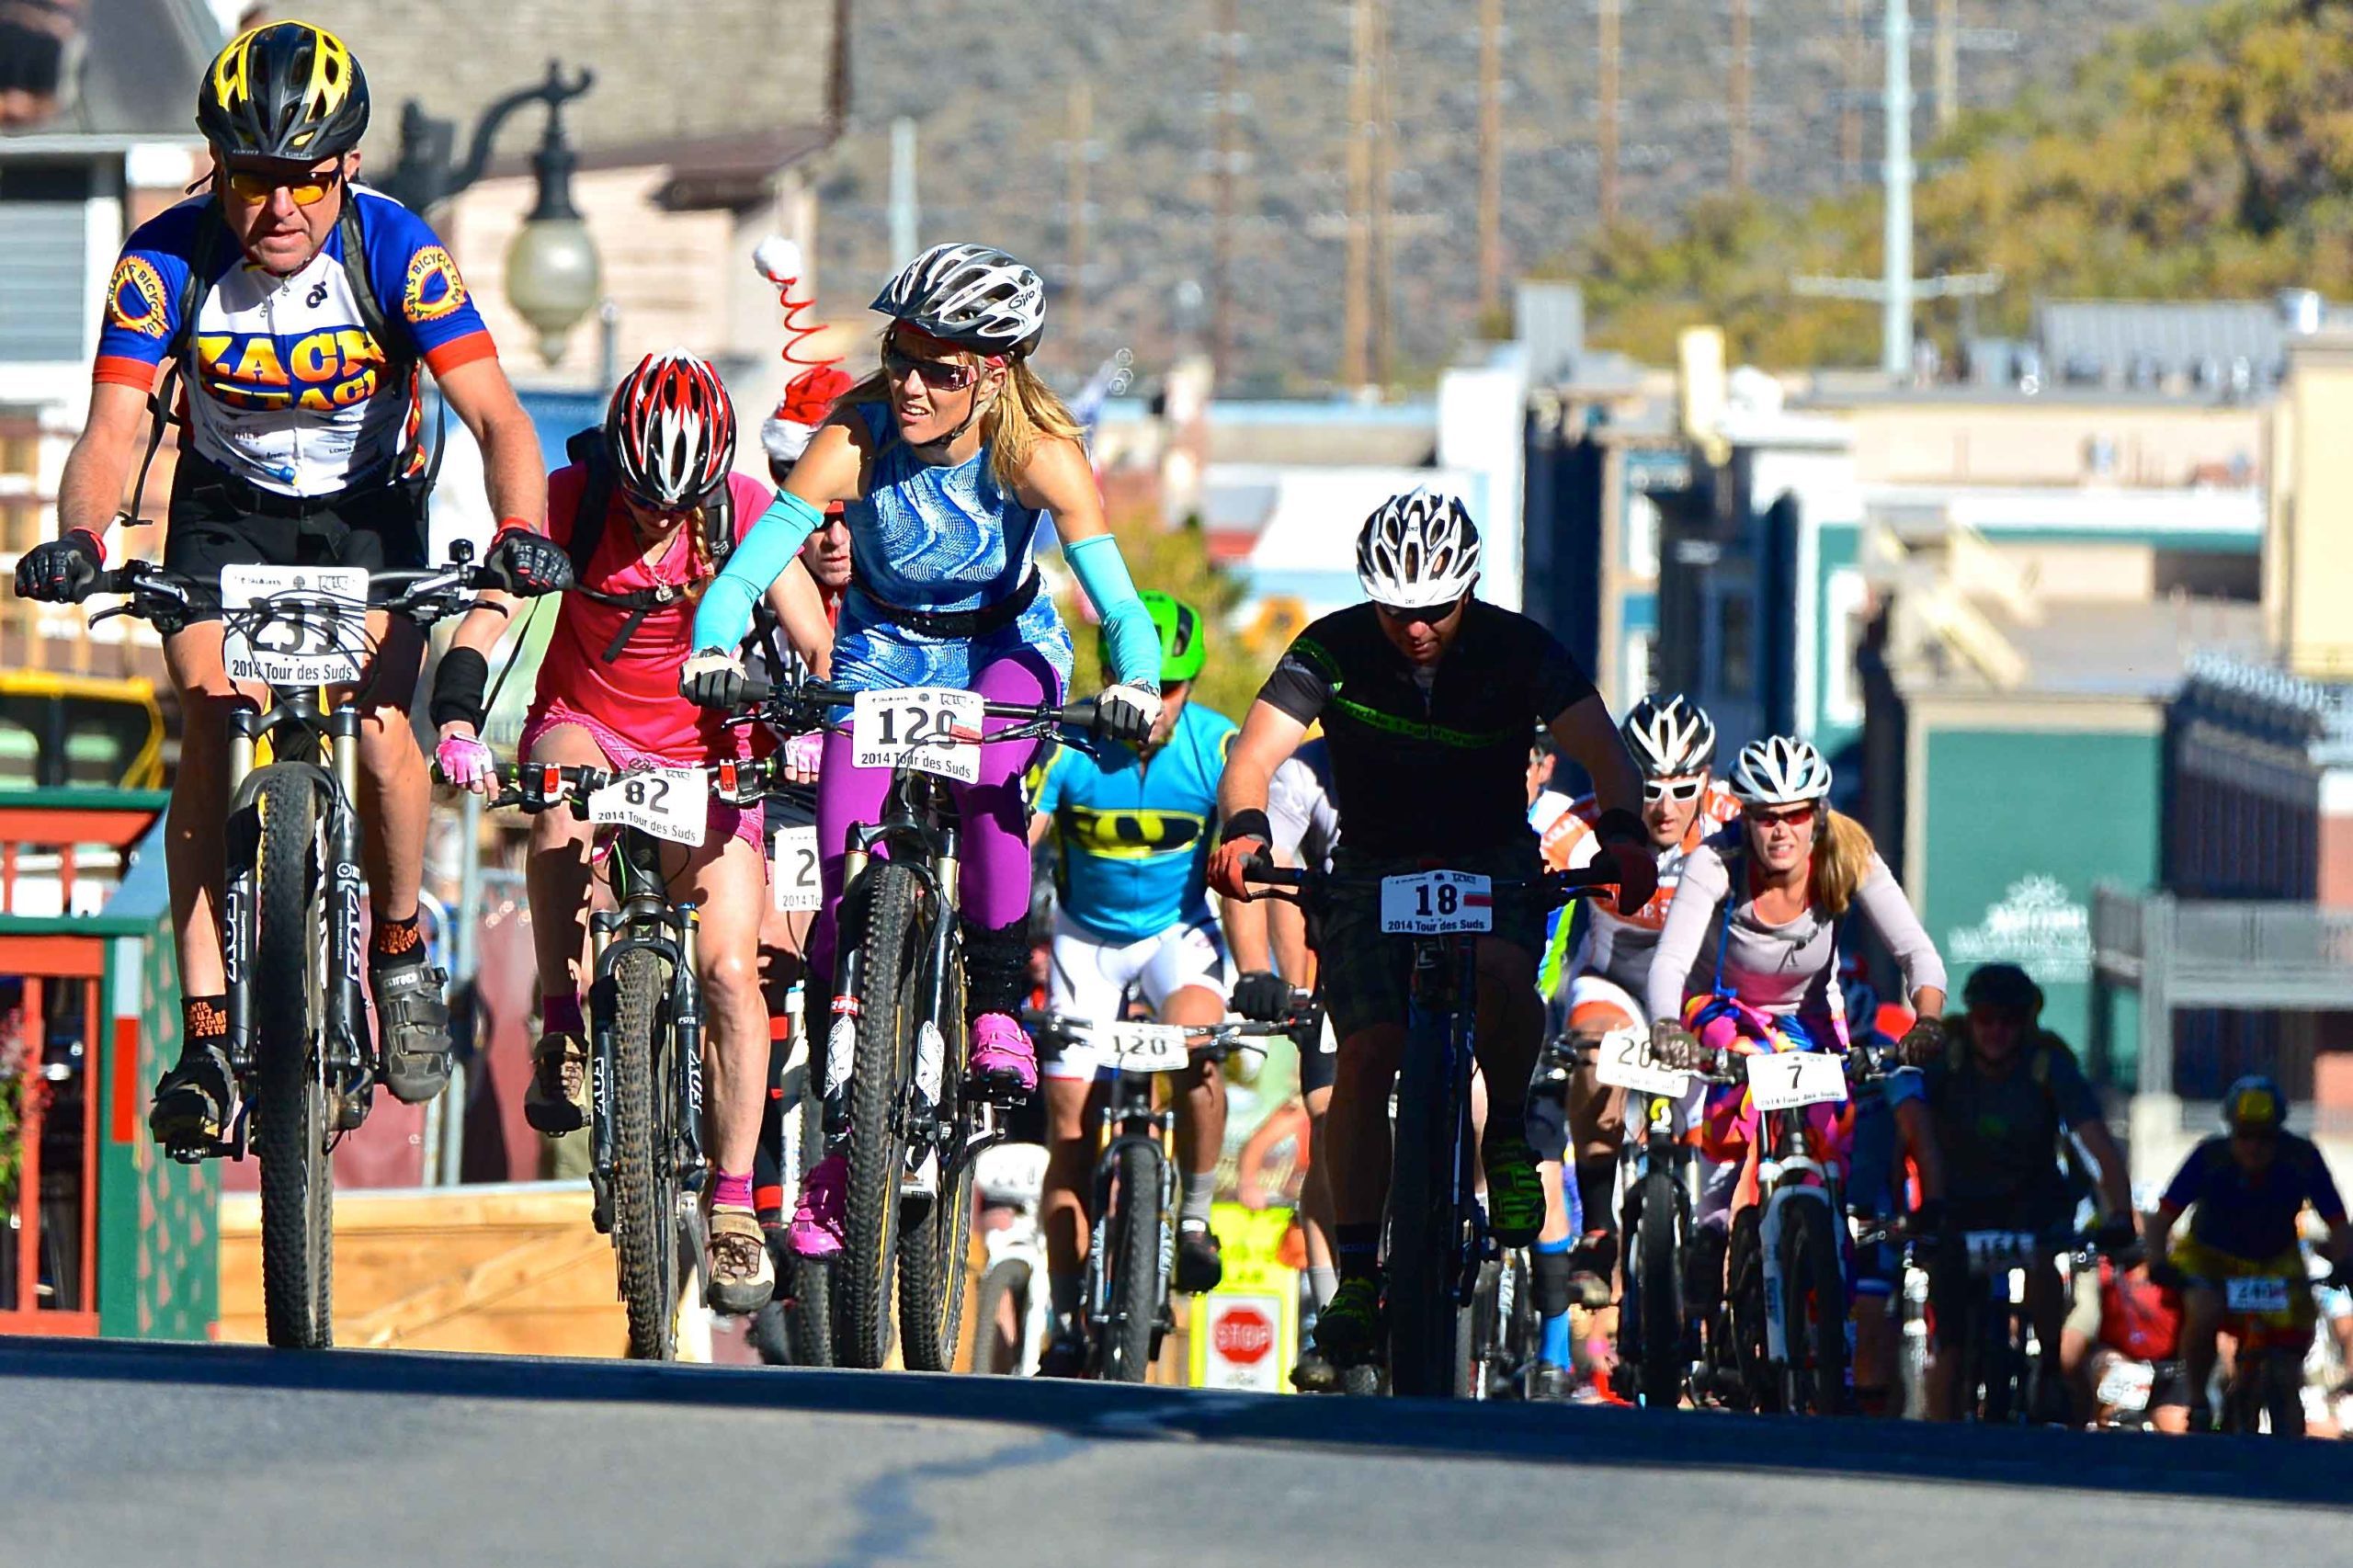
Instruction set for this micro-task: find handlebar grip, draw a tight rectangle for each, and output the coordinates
[737,672,775,705]
[1241,858,1304,887]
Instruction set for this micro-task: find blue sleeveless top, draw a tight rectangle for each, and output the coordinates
[831,402,1072,694]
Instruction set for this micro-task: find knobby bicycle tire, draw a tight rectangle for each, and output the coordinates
[838,861,924,1369]
[1727,1209,1776,1413]
[1778,1198,1849,1415]
[607,945,676,1360]
[254,773,333,1350]
[971,1256,1033,1375]
[1387,1020,1472,1399]
[1098,1139,1164,1383]
[1636,1162,1687,1407]
[897,937,973,1371]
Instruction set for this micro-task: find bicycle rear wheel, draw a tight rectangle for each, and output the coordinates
[971,1256,1034,1375]
[1777,1198,1848,1415]
[1097,1140,1165,1383]
[1386,1021,1473,1399]
[897,937,974,1371]
[253,773,333,1350]
[837,862,926,1369]
[606,945,676,1360]
[1634,1162,1688,1407]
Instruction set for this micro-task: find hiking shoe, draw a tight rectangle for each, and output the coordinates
[1481,1134,1546,1246]
[523,1030,589,1135]
[1313,1277,1382,1362]
[1529,1361,1574,1403]
[970,1011,1038,1096]
[149,1040,238,1150]
[372,962,452,1104]
[1175,1223,1224,1294]
[707,1209,778,1315]
[790,1153,847,1259]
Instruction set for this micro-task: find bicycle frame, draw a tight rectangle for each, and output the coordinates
[586,825,706,1207]
[1755,1104,1846,1373]
[1405,933,1487,1312]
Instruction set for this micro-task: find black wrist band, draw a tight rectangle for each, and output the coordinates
[1221,808,1272,848]
[430,646,491,733]
[1595,806,1646,846]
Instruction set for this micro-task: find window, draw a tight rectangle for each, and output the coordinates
[2,501,38,555]
[1719,593,1755,699]
[0,161,94,364]
[1822,568,1868,727]
[1624,491,1662,578]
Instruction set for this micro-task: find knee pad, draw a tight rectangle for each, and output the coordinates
[1532,1245,1575,1320]
[961,917,1031,1019]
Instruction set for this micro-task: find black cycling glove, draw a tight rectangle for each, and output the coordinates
[14,528,101,603]
[483,525,574,597]
[679,653,748,710]
[1231,970,1292,1023]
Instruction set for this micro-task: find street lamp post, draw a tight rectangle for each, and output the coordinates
[382,60,603,366]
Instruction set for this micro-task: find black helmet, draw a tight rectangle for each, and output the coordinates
[198,22,371,163]
[1961,962,2043,1020]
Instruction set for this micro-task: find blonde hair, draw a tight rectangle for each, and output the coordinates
[847,327,1086,490]
[1809,809,1877,917]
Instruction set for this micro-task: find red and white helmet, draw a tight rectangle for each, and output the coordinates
[605,349,736,509]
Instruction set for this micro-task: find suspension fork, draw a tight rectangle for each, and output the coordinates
[222,709,261,1074]
[674,902,706,1186]
[589,909,620,1183]
[324,706,368,1076]
[909,825,962,1146]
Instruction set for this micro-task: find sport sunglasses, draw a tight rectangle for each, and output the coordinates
[1644,777,1706,803]
[882,344,983,392]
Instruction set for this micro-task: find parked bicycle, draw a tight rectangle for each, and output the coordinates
[724,674,1095,1370]
[91,545,535,1348]
[1024,1005,1315,1382]
[477,755,776,1360]
[1243,860,1615,1397]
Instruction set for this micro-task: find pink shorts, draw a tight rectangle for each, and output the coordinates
[520,700,765,856]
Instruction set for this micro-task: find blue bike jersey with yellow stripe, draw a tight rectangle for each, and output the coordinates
[1034,701,1235,944]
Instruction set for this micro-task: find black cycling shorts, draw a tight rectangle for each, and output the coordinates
[163,452,427,621]
[1297,1001,1337,1096]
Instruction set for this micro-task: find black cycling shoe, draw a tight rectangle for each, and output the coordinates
[1291,1346,1342,1394]
[1529,1362,1574,1403]
[1174,1223,1224,1294]
[372,962,452,1104]
[1038,1335,1088,1379]
[148,1041,239,1151]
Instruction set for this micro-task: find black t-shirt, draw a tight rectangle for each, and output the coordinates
[1255,600,1596,858]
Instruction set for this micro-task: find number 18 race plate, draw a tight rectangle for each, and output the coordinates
[852,687,985,783]
[1378,870,1494,935]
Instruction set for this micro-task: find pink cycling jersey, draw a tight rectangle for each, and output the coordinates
[527,465,772,761]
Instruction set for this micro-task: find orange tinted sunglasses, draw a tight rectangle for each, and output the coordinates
[222,166,345,207]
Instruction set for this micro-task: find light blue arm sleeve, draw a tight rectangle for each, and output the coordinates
[1063,532,1159,692]
[689,489,827,653]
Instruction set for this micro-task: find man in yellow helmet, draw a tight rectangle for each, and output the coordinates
[13,21,563,1149]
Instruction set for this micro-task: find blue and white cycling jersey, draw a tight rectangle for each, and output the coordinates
[1033,701,1236,946]
[94,187,494,497]
[829,401,1073,693]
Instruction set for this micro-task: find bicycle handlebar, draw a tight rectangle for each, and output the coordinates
[456,756,779,814]
[1237,856,1620,912]
[730,671,1097,733]
[86,544,541,637]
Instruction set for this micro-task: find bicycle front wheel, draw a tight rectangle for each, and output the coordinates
[1097,1139,1165,1383]
[837,861,926,1369]
[607,945,677,1360]
[254,773,333,1349]
[1635,1162,1688,1407]
[1386,1022,1473,1399]
[1777,1198,1848,1415]
[897,933,973,1371]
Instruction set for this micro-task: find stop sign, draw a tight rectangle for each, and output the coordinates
[1213,1303,1274,1364]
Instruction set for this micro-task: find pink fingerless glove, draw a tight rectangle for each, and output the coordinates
[437,732,495,790]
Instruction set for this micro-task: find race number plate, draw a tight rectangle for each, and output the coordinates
[772,824,821,913]
[852,687,985,783]
[587,767,703,846]
[2096,1358,2155,1413]
[221,564,368,685]
[1743,1050,1848,1111]
[1100,1021,1194,1074]
[2225,1276,2293,1315]
[1962,1230,2040,1272]
[1592,1026,1691,1097]
[1378,870,1494,935]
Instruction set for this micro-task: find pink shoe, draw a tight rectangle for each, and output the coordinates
[789,1153,847,1259]
[970,1011,1038,1096]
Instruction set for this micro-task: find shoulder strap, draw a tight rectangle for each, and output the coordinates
[564,430,613,584]
[336,197,407,370]
[121,215,227,528]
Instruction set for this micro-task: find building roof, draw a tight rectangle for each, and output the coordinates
[2032,299,2333,386]
[1890,594,2267,702]
[295,0,841,182]
[0,0,219,147]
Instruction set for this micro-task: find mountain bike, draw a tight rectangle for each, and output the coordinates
[1934,1224,2098,1425]
[1465,1244,1539,1399]
[1244,859,1614,1397]
[2206,1267,2315,1437]
[1024,1006,1315,1382]
[91,546,526,1348]
[729,674,1090,1370]
[479,754,775,1359]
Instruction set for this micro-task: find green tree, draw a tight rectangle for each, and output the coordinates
[1055,506,1280,725]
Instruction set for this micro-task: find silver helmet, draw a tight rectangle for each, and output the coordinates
[1729,735,1834,807]
[870,242,1045,356]
[1356,488,1482,609]
[1621,695,1717,778]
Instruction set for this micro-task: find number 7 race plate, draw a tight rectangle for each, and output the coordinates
[1378,870,1494,934]
[851,687,986,784]
[1742,1049,1848,1111]
[586,767,704,846]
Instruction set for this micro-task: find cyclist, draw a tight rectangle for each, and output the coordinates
[2061,1242,2188,1432]
[1209,488,1657,1373]
[1027,591,1264,1372]
[14,21,565,1149]
[679,242,1164,1259]
[1915,961,2133,1422]
[1837,963,1947,1417]
[1645,737,1947,1342]
[1526,694,1737,1400]
[2146,1074,2353,1430]
[437,350,827,1314]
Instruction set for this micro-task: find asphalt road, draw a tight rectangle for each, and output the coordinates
[4,1338,2346,1568]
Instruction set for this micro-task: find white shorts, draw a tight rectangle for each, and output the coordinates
[1565,971,1648,1032]
[1045,910,1231,1081]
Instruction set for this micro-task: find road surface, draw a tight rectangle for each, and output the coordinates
[4,1338,2344,1566]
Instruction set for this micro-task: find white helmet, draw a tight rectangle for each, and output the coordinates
[1622,695,1716,778]
[870,242,1045,357]
[1730,735,1833,806]
[1356,489,1482,608]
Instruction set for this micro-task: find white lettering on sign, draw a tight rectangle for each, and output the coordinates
[1948,875,2091,984]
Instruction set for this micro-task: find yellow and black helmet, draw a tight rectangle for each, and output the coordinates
[197,21,370,162]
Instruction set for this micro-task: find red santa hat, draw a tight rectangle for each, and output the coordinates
[762,363,856,465]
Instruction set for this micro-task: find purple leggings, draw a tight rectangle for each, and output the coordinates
[804,649,1060,998]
